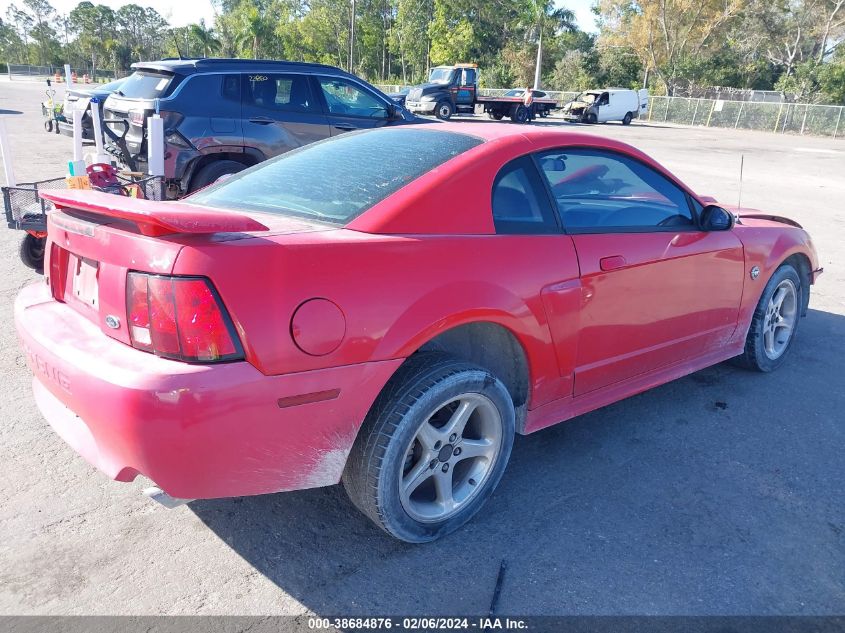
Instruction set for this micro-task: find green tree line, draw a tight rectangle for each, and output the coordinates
[1,0,844,103]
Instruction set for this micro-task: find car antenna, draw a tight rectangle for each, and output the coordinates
[738,154,744,210]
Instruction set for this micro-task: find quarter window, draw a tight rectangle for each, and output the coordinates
[318,77,389,118]
[536,149,695,232]
[244,73,316,113]
[491,157,558,234]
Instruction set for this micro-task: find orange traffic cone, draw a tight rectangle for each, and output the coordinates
[83,74,90,84]
[54,71,61,83]
[71,71,78,83]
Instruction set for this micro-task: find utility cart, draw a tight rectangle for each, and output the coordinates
[3,169,164,272]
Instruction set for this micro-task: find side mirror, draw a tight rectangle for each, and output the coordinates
[387,103,405,120]
[701,204,735,231]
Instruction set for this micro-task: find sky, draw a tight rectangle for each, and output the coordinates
[1,0,599,33]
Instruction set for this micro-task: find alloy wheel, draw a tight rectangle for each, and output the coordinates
[399,393,503,523]
[762,278,798,360]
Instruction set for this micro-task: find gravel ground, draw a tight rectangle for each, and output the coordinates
[0,78,843,616]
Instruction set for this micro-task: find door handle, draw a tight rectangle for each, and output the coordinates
[333,124,357,131]
[600,255,627,271]
[248,117,274,125]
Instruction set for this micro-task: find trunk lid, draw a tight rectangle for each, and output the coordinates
[40,190,332,349]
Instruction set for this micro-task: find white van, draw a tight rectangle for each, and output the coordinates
[561,88,649,125]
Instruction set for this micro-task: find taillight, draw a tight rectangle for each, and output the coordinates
[126,273,242,363]
[128,109,146,126]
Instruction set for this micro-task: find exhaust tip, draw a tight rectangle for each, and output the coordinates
[143,486,193,509]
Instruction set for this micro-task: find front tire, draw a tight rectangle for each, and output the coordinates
[734,263,802,372]
[343,353,515,543]
[435,100,453,121]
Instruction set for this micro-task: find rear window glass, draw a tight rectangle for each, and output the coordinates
[116,71,174,98]
[188,128,483,225]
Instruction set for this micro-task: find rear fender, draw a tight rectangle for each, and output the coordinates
[373,281,565,408]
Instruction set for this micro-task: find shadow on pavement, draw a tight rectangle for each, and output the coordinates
[191,308,845,616]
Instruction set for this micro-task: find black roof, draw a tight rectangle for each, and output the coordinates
[130,58,352,77]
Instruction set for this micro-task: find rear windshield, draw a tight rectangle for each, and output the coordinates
[188,128,483,225]
[116,71,173,99]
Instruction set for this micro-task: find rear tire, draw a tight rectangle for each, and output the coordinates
[342,353,515,543]
[511,105,530,124]
[435,100,453,121]
[20,234,45,273]
[623,112,633,125]
[585,113,598,124]
[488,112,504,121]
[733,263,802,372]
[188,160,246,193]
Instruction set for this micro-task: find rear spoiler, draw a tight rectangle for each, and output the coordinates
[40,189,269,237]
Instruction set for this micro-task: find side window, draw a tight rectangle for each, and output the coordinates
[244,73,316,113]
[222,74,240,101]
[491,157,558,234]
[536,149,695,232]
[318,77,389,119]
[461,68,476,86]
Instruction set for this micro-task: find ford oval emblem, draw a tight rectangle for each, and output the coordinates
[105,315,120,329]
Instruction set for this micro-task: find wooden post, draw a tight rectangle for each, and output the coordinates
[663,97,670,122]
[734,101,744,129]
[800,105,809,135]
[706,100,716,127]
[834,107,843,140]
[691,98,701,126]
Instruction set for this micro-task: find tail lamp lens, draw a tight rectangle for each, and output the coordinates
[126,273,242,362]
[128,109,146,126]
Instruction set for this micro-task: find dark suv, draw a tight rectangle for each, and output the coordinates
[102,58,415,197]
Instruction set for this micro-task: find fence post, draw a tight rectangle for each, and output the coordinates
[834,107,842,140]
[800,105,809,135]
[706,100,716,127]
[774,103,784,133]
[647,97,655,121]
[734,102,744,129]
[663,97,670,122]
[691,98,700,126]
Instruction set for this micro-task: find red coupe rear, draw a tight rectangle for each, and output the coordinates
[15,124,821,542]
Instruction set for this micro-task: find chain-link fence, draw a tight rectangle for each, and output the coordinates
[646,96,844,139]
[5,63,128,83]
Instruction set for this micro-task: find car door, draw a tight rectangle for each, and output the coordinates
[535,148,745,396]
[455,68,476,107]
[595,92,611,122]
[241,72,331,159]
[314,75,393,135]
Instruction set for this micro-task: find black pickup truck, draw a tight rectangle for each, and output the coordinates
[404,64,558,122]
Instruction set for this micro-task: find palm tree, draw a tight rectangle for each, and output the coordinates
[528,0,576,89]
[234,3,268,59]
[191,19,221,58]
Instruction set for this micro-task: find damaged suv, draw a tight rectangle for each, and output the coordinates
[103,58,414,197]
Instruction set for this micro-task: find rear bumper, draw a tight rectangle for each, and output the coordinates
[15,282,402,499]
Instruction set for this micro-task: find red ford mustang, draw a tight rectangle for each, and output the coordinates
[16,123,821,542]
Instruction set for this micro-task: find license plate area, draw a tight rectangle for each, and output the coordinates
[66,252,99,312]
